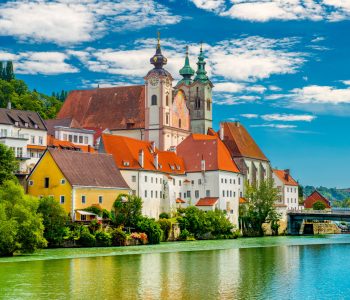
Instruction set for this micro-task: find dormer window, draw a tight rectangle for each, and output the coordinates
[15,121,19,126]
[34,124,38,129]
[24,122,28,127]
[123,160,130,167]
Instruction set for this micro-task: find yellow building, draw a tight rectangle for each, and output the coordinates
[27,148,130,221]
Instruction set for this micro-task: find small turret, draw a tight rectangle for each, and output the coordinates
[194,43,209,83]
[178,46,195,86]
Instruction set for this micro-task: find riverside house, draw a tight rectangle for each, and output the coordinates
[27,148,130,221]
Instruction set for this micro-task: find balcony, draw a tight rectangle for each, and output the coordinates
[0,132,29,140]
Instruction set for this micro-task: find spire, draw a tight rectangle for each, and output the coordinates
[150,31,167,69]
[194,42,209,83]
[178,45,195,85]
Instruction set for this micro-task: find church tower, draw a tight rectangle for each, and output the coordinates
[144,33,190,151]
[176,44,213,134]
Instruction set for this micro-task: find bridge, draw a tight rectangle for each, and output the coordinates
[287,209,350,235]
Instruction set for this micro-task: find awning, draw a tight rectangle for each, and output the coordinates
[76,210,97,216]
[27,145,47,150]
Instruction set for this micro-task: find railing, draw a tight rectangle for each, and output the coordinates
[288,209,350,215]
[0,133,29,139]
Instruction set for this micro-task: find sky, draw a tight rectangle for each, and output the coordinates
[0,0,350,188]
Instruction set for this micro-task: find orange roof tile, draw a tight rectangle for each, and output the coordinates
[176,198,186,203]
[57,86,145,131]
[273,169,298,186]
[195,197,219,206]
[27,145,46,150]
[221,122,269,161]
[177,133,240,173]
[47,135,95,153]
[239,197,247,204]
[100,134,185,174]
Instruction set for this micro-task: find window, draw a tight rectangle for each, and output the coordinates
[30,151,35,158]
[145,190,147,198]
[225,179,227,184]
[151,177,154,183]
[156,178,158,184]
[178,119,181,128]
[16,147,23,158]
[82,195,86,204]
[73,135,78,143]
[221,178,223,183]
[28,180,34,186]
[238,177,241,185]
[155,191,158,198]
[195,190,199,198]
[0,128,7,137]
[206,190,210,197]
[44,177,49,188]
[160,191,162,198]
[99,196,103,204]
[179,180,181,186]
[166,94,169,106]
[222,190,225,197]
[84,136,88,144]
[68,135,73,142]
[151,95,157,105]
[61,179,66,184]
[63,134,67,141]
[179,192,181,198]
[31,135,35,144]
[81,215,86,221]
[79,136,83,143]
[132,176,136,182]
[207,100,211,111]
[173,179,175,185]
[145,176,147,182]
[187,191,191,198]
[39,136,43,145]
[166,113,169,125]
[60,195,65,204]
[151,191,153,198]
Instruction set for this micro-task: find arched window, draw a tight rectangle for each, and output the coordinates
[179,119,182,128]
[195,97,201,109]
[207,99,211,111]
[151,95,157,106]
[166,94,169,106]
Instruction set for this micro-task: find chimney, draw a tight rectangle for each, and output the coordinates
[154,153,159,169]
[284,169,290,181]
[219,123,224,140]
[7,101,11,110]
[151,141,156,152]
[138,149,144,168]
[235,121,240,128]
[201,155,206,172]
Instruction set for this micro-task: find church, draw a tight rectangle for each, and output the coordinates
[57,35,213,151]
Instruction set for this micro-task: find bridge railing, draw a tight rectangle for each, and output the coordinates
[287,209,350,215]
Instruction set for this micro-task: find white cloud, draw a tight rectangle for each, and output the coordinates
[215,82,246,93]
[191,0,225,11]
[311,36,325,43]
[261,113,316,121]
[251,124,297,129]
[240,114,259,119]
[291,85,350,104]
[192,0,350,22]
[0,0,181,45]
[342,80,350,86]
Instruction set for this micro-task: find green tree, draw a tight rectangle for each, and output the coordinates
[0,181,47,256]
[136,217,162,244]
[312,201,326,210]
[0,144,18,185]
[37,196,69,247]
[241,179,280,236]
[5,61,14,81]
[0,62,3,80]
[112,194,142,228]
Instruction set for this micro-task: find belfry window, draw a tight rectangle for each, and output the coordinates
[151,95,157,106]
[166,94,169,106]
[179,119,182,128]
[207,99,211,111]
[195,97,201,109]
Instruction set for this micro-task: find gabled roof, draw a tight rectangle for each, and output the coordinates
[47,148,129,189]
[0,108,46,130]
[195,197,219,206]
[220,122,269,161]
[273,169,298,186]
[57,85,145,131]
[45,118,82,135]
[100,134,186,174]
[176,198,186,203]
[304,190,331,208]
[176,133,240,173]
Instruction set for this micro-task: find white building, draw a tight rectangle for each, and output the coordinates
[273,169,299,218]
[0,106,47,175]
[177,133,244,226]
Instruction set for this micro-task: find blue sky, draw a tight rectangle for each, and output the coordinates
[0,0,350,187]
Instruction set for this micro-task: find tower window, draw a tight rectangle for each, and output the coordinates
[151,95,157,105]
[166,113,169,125]
[179,119,182,128]
[207,99,211,111]
[166,94,169,106]
[195,97,201,109]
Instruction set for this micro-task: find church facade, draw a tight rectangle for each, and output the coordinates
[56,36,213,151]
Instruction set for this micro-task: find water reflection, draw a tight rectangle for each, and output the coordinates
[1,243,350,299]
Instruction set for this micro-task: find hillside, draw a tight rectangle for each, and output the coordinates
[303,185,350,202]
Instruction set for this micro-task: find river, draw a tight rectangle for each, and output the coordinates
[1,235,350,299]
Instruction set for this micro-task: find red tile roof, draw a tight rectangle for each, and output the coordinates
[57,85,145,131]
[239,197,247,204]
[221,122,269,161]
[273,169,298,186]
[47,148,129,189]
[304,190,331,209]
[47,135,95,153]
[100,134,185,174]
[176,198,186,203]
[195,197,219,206]
[176,133,240,173]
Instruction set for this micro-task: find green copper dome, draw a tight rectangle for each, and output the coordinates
[194,43,209,83]
[178,46,195,85]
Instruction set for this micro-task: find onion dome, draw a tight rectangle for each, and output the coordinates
[194,43,209,83]
[150,32,167,69]
[178,46,195,85]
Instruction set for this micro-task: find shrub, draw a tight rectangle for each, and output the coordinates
[313,201,326,210]
[158,218,172,241]
[79,229,96,247]
[88,219,101,233]
[111,227,127,246]
[95,231,112,247]
[136,217,163,244]
[139,232,148,244]
[113,194,142,227]
[179,229,190,241]
[130,232,141,240]
[159,212,170,219]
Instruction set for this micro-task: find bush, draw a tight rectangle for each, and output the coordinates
[158,218,172,241]
[159,212,170,219]
[179,229,190,241]
[88,219,101,233]
[95,231,112,247]
[111,227,127,246]
[313,201,326,210]
[113,194,142,227]
[79,228,96,247]
[136,217,163,244]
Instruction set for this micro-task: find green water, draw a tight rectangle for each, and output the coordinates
[1,235,350,299]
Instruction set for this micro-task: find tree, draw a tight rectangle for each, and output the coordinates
[0,181,47,256]
[312,201,326,210]
[0,62,3,80]
[112,194,142,228]
[5,61,14,81]
[37,196,69,247]
[241,179,280,236]
[0,144,18,185]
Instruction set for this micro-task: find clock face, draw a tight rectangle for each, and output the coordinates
[149,76,159,87]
